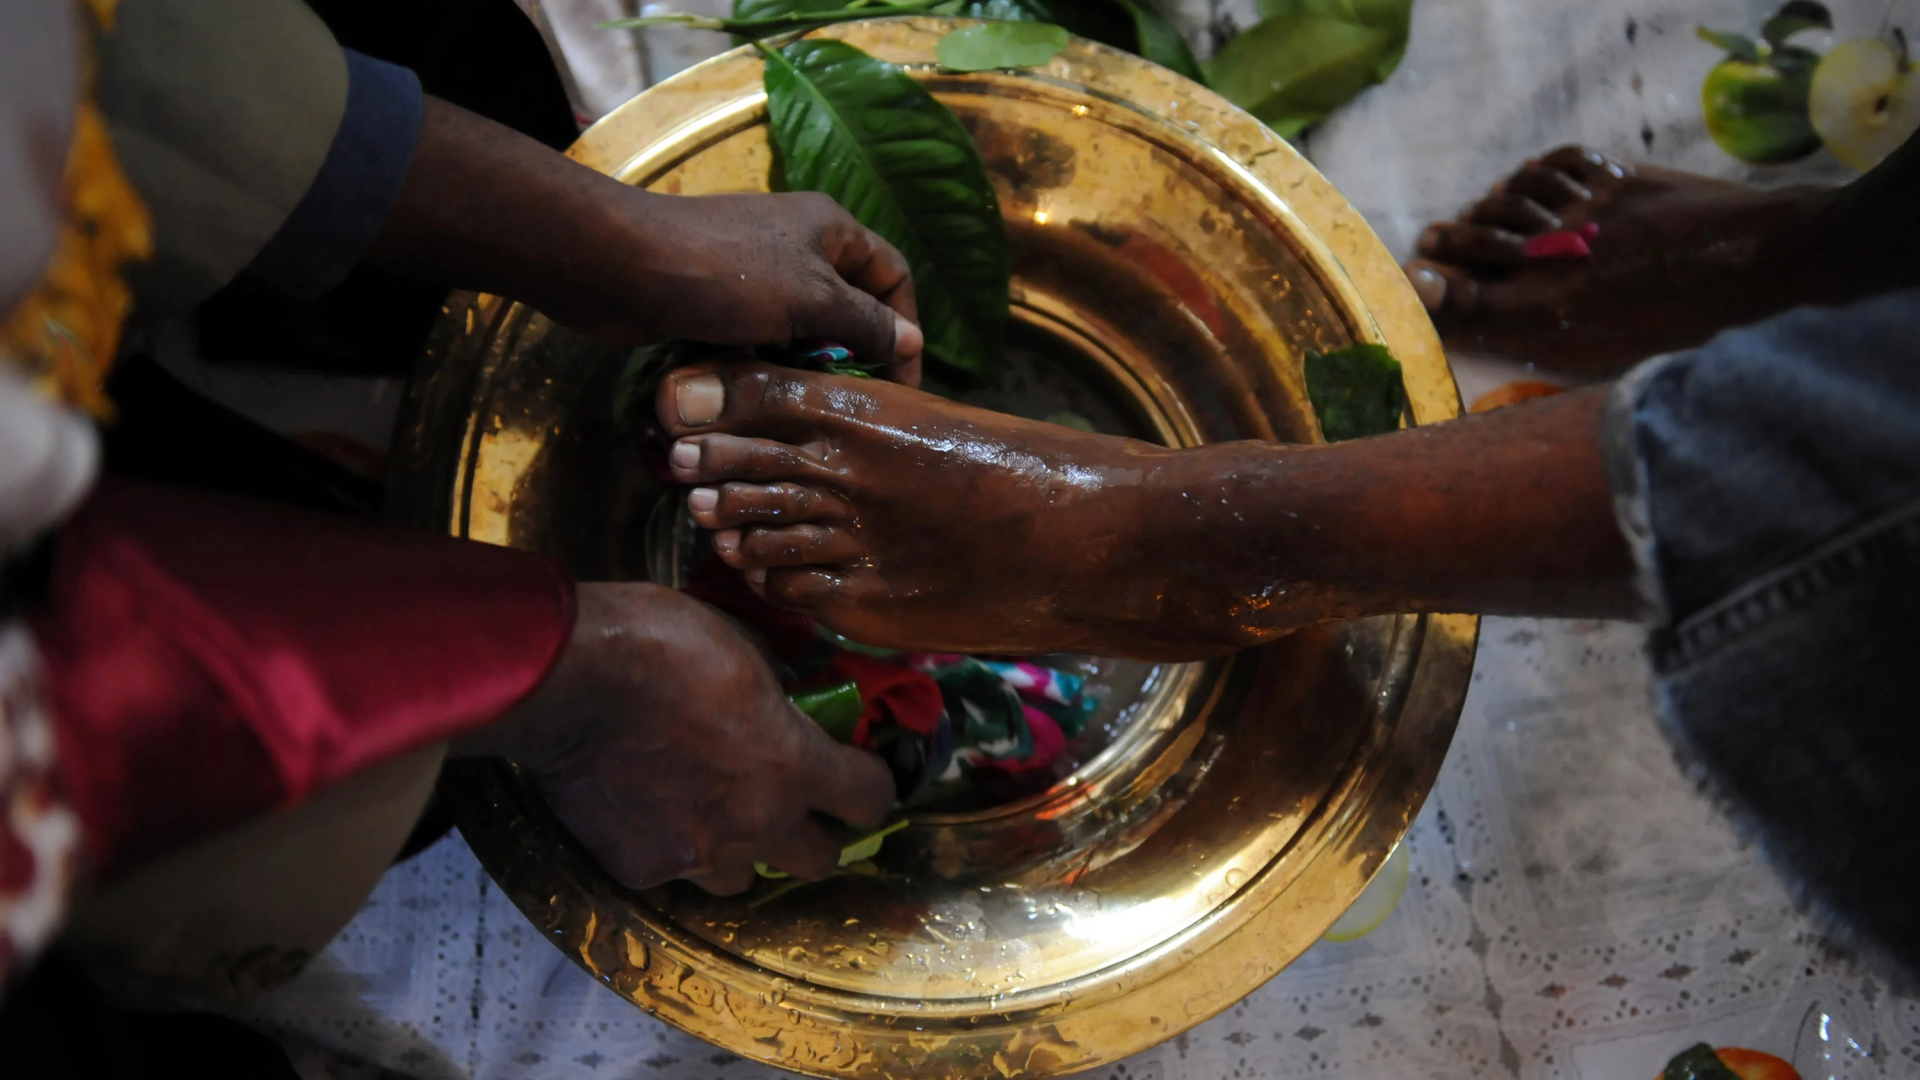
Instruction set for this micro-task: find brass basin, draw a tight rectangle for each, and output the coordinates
[388,19,1476,1079]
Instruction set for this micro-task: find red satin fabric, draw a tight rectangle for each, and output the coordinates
[33,479,575,870]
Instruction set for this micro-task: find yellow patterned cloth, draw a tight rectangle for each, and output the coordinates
[0,0,150,418]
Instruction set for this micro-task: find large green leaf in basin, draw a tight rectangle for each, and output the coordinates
[761,39,1009,379]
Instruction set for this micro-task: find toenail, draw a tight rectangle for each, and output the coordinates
[670,440,700,470]
[674,374,725,425]
[714,529,741,557]
[746,568,767,588]
[1407,265,1448,311]
[688,487,718,513]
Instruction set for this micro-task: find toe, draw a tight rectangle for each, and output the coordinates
[1403,259,1450,312]
[670,434,835,486]
[721,524,866,569]
[1537,145,1629,190]
[1504,163,1591,210]
[1417,222,1528,267]
[756,566,846,611]
[656,360,874,442]
[689,481,853,529]
[1407,259,1490,326]
[1464,192,1562,234]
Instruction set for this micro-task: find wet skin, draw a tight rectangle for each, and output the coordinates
[655,364,1637,662]
[651,135,1920,662]
[1403,142,1920,376]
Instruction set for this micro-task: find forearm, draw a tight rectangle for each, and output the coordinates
[362,96,653,333]
[360,96,916,369]
[1116,387,1637,653]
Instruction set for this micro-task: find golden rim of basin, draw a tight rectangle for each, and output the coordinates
[388,18,1476,1079]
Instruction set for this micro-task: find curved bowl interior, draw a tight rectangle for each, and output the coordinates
[388,19,1476,1080]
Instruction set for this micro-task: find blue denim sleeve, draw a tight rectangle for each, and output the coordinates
[1603,287,1920,983]
[241,50,424,301]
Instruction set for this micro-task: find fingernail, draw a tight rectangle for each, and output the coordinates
[714,529,740,557]
[688,486,718,513]
[893,315,923,360]
[670,440,700,471]
[1407,265,1448,311]
[746,567,767,588]
[674,374,725,425]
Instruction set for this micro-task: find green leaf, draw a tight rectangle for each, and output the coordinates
[1254,0,1413,80]
[961,0,1131,53]
[730,0,852,38]
[838,819,910,865]
[761,39,1009,380]
[790,680,865,742]
[938,21,1071,70]
[1760,0,1831,48]
[1660,1045,1741,1080]
[1697,26,1762,63]
[756,820,909,878]
[734,0,849,20]
[1303,343,1405,441]
[957,0,1203,82]
[1206,13,1399,133]
[1116,0,1206,81]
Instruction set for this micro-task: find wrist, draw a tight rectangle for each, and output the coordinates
[452,582,672,769]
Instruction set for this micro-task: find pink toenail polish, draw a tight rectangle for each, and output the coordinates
[688,487,718,513]
[670,441,700,470]
[674,374,725,425]
[1523,230,1592,260]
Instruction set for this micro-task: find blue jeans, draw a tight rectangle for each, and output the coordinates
[1603,286,1920,979]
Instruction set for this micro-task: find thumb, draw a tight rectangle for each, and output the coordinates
[804,278,922,373]
[804,728,897,828]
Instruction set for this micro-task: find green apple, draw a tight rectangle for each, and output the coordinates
[1696,3,1833,163]
[1809,35,1920,170]
[1699,30,1824,163]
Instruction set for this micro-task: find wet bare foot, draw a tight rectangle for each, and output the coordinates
[652,361,1201,658]
[1404,145,1824,375]
[652,361,1638,659]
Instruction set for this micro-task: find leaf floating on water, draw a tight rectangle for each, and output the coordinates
[1303,342,1406,442]
[938,21,1071,70]
[761,39,1010,381]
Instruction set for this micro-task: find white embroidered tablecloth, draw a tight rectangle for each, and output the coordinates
[232,1,1920,1076]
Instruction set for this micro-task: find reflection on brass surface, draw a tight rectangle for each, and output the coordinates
[388,20,1476,1079]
